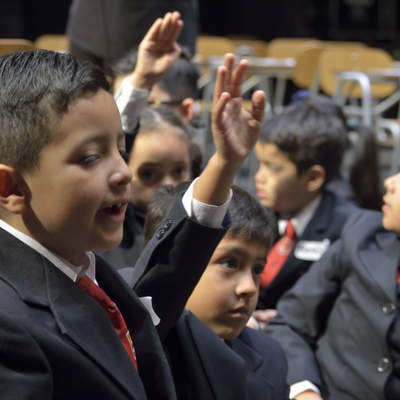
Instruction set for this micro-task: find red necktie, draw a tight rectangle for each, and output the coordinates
[260,220,296,289]
[78,275,138,371]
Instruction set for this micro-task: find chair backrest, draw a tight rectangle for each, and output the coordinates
[0,39,35,56]
[35,34,69,52]
[195,35,236,61]
[267,37,318,58]
[293,42,367,89]
[229,37,269,57]
[318,47,395,98]
[292,45,325,89]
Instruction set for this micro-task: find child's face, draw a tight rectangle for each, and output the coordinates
[254,142,316,214]
[20,89,132,262]
[382,172,400,234]
[185,234,266,340]
[128,128,191,211]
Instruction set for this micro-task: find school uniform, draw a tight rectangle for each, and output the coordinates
[0,195,227,399]
[265,210,400,400]
[119,276,289,400]
[258,189,358,309]
[165,311,289,400]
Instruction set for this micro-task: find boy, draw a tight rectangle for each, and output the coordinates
[112,48,200,123]
[265,171,400,400]
[254,97,358,310]
[122,184,288,399]
[0,45,265,400]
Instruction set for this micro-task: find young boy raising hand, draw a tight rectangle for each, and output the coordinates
[0,40,264,400]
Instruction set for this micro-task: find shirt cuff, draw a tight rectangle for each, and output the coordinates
[182,178,232,229]
[290,381,322,399]
[114,77,149,132]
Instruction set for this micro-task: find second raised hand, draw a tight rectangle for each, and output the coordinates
[211,54,266,167]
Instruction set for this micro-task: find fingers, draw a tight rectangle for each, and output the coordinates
[213,65,227,105]
[143,11,182,47]
[212,91,231,132]
[250,90,266,124]
[142,17,163,43]
[231,59,248,98]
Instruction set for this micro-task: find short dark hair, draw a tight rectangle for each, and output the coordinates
[134,105,203,179]
[259,96,347,183]
[144,183,276,248]
[0,50,109,172]
[111,48,200,101]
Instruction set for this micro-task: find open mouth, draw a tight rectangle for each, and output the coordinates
[99,201,128,221]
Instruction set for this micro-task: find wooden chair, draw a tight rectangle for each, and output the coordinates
[0,39,35,56]
[195,35,236,62]
[228,36,269,57]
[35,34,69,52]
[318,47,396,124]
[267,37,319,58]
[293,42,367,91]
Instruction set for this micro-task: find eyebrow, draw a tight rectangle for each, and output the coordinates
[217,246,267,260]
[76,130,125,147]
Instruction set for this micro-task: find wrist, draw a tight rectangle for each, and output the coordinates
[128,71,157,92]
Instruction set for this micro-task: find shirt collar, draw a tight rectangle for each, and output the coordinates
[278,194,322,237]
[0,218,96,282]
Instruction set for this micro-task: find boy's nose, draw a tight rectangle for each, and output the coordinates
[161,175,177,186]
[384,174,397,193]
[110,155,133,186]
[236,271,257,296]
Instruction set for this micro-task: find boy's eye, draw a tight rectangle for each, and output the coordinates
[220,258,238,269]
[253,263,265,276]
[119,149,129,164]
[80,154,100,165]
[173,166,188,180]
[138,167,161,186]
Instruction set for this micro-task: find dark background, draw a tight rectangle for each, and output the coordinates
[1,0,400,55]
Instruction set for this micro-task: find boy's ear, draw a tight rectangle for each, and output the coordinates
[179,98,195,122]
[304,165,326,192]
[0,164,27,214]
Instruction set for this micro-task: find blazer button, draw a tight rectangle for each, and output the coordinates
[156,229,166,239]
[163,219,173,231]
[382,303,396,315]
[377,357,392,373]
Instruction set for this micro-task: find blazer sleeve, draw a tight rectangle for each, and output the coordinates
[265,239,344,389]
[0,312,52,399]
[132,196,228,339]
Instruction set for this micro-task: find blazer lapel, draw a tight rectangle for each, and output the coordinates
[96,257,178,400]
[360,230,399,301]
[185,312,247,400]
[45,262,147,399]
[0,229,146,398]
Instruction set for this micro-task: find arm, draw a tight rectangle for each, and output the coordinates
[115,11,183,131]
[193,53,265,205]
[265,240,344,394]
[133,54,265,337]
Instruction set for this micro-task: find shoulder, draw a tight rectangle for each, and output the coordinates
[239,327,287,364]
[323,189,359,215]
[342,208,385,239]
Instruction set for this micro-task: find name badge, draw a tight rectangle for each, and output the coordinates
[294,239,330,261]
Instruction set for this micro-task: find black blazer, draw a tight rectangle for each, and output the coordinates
[165,310,289,400]
[66,0,199,60]
[266,210,399,400]
[259,189,358,308]
[0,198,227,399]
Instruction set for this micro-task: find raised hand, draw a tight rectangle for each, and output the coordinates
[211,53,266,168]
[129,11,183,90]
